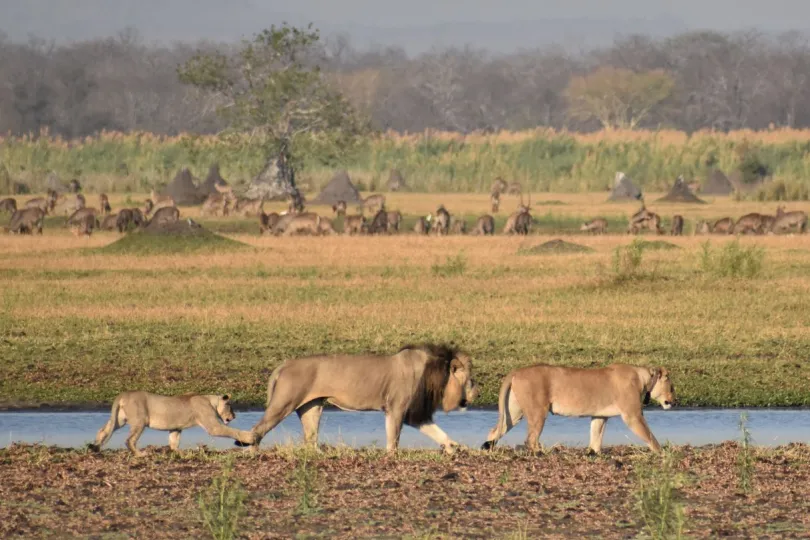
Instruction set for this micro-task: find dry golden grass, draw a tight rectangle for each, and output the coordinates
[3,191,810,407]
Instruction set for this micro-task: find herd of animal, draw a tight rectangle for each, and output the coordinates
[579,203,809,236]
[2,177,808,238]
[87,342,676,457]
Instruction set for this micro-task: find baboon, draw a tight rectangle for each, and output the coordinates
[506,182,522,196]
[770,205,808,234]
[711,217,734,235]
[234,197,264,217]
[116,208,145,233]
[288,190,306,214]
[491,177,507,195]
[450,218,467,235]
[68,178,82,193]
[100,213,119,231]
[332,200,347,217]
[670,215,684,236]
[344,214,366,235]
[432,205,451,236]
[386,210,402,233]
[99,193,112,216]
[147,206,180,228]
[470,215,495,236]
[368,208,389,235]
[0,198,17,213]
[259,211,281,235]
[490,190,501,213]
[413,216,430,235]
[734,212,766,235]
[69,213,95,237]
[580,218,608,235]
[8,208,45,234]
[361,194,386,213]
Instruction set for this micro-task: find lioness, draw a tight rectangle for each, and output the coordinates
[481,363,675,453]
[580,218,608,235]
[90,391,255,456]
[237,343,478,454]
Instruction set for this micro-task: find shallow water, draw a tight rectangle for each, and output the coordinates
[2,408,810,451]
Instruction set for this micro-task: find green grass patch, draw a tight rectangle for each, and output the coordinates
[98,228,249,255]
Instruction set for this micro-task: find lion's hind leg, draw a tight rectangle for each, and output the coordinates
[296,400,324,448]
[482,383,523,450]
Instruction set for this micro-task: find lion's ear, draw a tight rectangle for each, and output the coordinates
[450,358,463,373]
[222,394,230,401]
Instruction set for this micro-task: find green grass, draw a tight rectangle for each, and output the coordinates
[98,229,249,255]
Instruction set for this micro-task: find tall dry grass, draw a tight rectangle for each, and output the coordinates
[4,128,810,195]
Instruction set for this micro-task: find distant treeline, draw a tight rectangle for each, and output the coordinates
[3,129,810,198]
[2,29,810,137]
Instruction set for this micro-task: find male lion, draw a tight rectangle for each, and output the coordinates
[237,343,478,454]
[481,363,675,453]
[89,391,255,456]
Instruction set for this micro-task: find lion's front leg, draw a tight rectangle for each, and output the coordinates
[384,411,404,453]
[416,421,459,454]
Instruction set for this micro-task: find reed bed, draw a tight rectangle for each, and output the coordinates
[4,128,810,194]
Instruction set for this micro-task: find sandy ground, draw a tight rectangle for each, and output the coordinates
[2,442,809,539]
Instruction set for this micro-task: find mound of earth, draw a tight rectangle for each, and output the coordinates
[311,170,361,205]
[702,169,734,195]
[607,172,643,201]
[100,219,248,255]
[656,175,706,203]
[197,163,229,198]
[521,239,594,255]
[164,168,206,205]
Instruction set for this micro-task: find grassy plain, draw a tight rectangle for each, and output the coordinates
[2,192,810,408]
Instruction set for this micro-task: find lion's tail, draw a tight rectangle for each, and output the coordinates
[266,365,284,407]
[89,394,123,452]
[481,374,513,450]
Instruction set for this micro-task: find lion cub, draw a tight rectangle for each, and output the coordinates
[89,391,256,456]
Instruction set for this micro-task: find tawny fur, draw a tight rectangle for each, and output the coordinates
[239,344,478,454]
[482,363,675,453]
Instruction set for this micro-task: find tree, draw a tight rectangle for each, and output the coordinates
[565,67,674,130]
[178,23,370,203]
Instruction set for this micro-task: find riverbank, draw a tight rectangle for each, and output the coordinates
[1,443,808,538]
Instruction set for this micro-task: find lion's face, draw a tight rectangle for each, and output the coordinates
[216,394,236,424]
[651,369,676,410]
[442,353,478,412]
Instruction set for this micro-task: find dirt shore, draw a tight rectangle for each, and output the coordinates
[2,442,809,539]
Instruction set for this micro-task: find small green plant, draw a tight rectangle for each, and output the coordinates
[431,251,467,277]
[291,451,320,515]
[738,412,755,494]
[634,448,687,540]
[198,458,247,540]
[699,239,764,278]
[611,238,645,281]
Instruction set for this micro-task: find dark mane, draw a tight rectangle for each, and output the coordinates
[399,342,459,426]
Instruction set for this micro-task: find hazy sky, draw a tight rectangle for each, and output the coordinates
[2,0,808,53]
